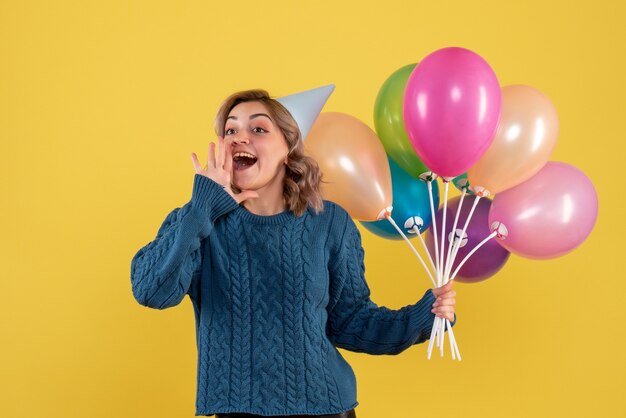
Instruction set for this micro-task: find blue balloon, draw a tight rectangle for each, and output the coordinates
[360,158,440,240]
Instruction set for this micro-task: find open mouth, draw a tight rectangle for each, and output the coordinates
[233,151,258,171]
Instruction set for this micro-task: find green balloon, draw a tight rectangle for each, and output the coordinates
[374,63,429,178]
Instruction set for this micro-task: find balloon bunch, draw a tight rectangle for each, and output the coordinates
[304,46,598,361]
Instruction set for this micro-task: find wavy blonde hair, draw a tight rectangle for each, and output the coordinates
[214,89,324,217]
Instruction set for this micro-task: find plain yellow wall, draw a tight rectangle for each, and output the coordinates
[1,1,623,417]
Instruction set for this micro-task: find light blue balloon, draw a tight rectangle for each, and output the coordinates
[360,158,440,240]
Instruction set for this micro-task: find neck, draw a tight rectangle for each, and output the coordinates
[243,196,286,216]
[241,171,287,216]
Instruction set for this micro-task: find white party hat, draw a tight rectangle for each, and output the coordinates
[276,84,335,141]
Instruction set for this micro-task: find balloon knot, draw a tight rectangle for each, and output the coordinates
[491,221,508,239]
[378,206,393,220]
[471,185,490,197]
[419,171,438,182]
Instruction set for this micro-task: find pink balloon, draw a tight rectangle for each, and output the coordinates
[403,47,502,178]
[488,162,598,259]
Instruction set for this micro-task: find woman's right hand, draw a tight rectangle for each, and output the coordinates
[191,136,259,204]
[431,279,456,322]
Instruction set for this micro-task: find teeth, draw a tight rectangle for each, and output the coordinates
[233,152,256,159]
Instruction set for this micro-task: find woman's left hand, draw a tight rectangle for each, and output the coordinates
[431,280,456,322]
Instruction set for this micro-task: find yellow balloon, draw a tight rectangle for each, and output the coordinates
[305,112,393,221]
[467,85,559,196]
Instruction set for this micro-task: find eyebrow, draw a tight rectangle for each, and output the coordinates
[227,113,273,122]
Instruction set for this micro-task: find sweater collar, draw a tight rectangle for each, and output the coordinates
[234,204,297,225]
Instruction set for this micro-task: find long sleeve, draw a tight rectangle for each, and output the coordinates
[130,174,239,309]
[326,209,456,355]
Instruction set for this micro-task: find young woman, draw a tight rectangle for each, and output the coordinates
[130,89,456,418]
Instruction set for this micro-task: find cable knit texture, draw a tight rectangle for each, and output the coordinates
[130,174,456,417]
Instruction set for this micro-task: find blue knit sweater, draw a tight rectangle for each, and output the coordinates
[131,174,455,417]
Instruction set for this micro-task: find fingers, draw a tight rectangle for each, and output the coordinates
[208,142,216,169]
[223,137,233,174]
[431,281,456,320]
[432,288,456,300]
[432,279,454,297]
[431,304,455,320]
[439,312,455,321]
[216,136,225,169]
[233,190,259,204]
[433,297,455,307]
[191,152,202,173]
[436,289,456,299]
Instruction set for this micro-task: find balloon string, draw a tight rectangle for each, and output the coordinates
[439,181,450,287]
[448,318,457,361]
[445,195,482,284]
[436,188,468,360]
[426,178,445,359]
[428,191,478,361]
[438,316,444,356]
[450,231,498,281]
[422,179,466,361]
[443,188,467,285]
[427,316,461,361]
[427,181,441,283]
[439,319,446,357]
[447,318,461,360]
[437,181,450,357]
[439,226,495,361]
[427,316,440,360]
[385,215,437,288]
[415,228,437,274]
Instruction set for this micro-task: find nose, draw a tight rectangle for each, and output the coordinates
[232,134,249,145]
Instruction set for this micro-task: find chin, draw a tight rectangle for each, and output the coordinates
[232,178,258,192]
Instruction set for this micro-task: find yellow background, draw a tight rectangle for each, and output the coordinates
[1,1,623,417]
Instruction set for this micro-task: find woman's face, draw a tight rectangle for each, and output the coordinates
[225,101,289,192]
